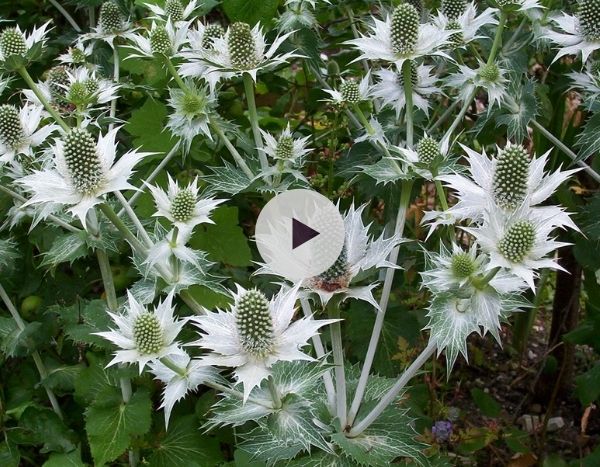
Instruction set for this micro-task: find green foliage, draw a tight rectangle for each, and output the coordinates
[222,0,280,26]
[125,98,178,152]
[470,388,501,418]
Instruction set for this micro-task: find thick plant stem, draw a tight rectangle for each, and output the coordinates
[300,298,336,413]
[347,181,413,426]
[17,67,69,132]
[109,45,120,132]
[210,117,255,179]
[115,191,153,248]
[48,0,81,32]
[329,305,347,428]
[242,73,269,173]
[99,203,147,253]
[267,377,282,409]
[402,60,414,148]
[441,88,477,145]
[427,98,461,132]
[487,11,507,66]
[531,119,600,183]
[434,179,449,211]
[164,56,187,90]
[0,283,64,420]
[348,342,437,437]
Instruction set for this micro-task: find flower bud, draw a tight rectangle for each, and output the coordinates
[236,289,274,358]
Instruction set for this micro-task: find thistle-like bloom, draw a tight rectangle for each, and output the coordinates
[0,103,57,164]
[0,21,51,65]
[345,3,449,71]
[192,285,336,399]
[144,226,203,272]
[190,21,300,83]
[371,64,440,117]
[547,1,600,63]
[165,80,215,151]
[492,0,541,12]
[148,351,217,427]
[434,1,499,47]
[63,67,120,114]
[446,62,508,109]
[84,1,136,46]
[260,123,311,180]
[303,204,403,309]
[145,0,198,23]
[148,174,224,230]
[126,20,190,59]
[391,134,450,179]
[323,73,371,106]
[179,22,226,90]
[95,291,186,373]
[58,40,94,66]
[19,127,149,228]
[568,60,600,106]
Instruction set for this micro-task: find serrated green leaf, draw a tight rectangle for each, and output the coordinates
[42,447,85,467]
[222,0,279,25]
[19,407,77,454]
[359,157,408,186]
[40,231,88,267]
[58,300,113,349]
[41,364,84,392]
[575,112,600,163]
[74,353,121,405]
[85,388,152,466]
[575,363,600,405]
[201,160,254,196]
[125,98,177,152]
[470,388,501,418]
[0,318,43,357]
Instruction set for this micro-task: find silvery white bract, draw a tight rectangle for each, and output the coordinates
[390,134,452,180]
[494,0,541,12]
[446,62,508,109]
[434,2,499,46]
[145,0,199,23]
[58,40,94,65]
[0,21,51,62]
[126,19,190,59]
[568,63,600,106]
[63,67,121,114]
[18,127,150,229]
[148,350,217,427]
[144,225,203,272]
[191,284,336,400]
[322,73,371,105]
[95,291,187,373]
[260,123,311,181]
[83,1,137,46]
[0,103,57,164]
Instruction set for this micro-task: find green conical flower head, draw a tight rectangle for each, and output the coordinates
[446,20,464,45]
[340,80,361,104]
[0,105,24,150]
[451,253,476,279]
[133,312,164,354]
[416,136,441,165]
[84,78,99,96]
[70,47,86,64]
[47,66,70,105]
[236,289,274,358]
[442,0,466,20]
[67,82,91,107]
[591,60,600,76]
[63,128,104,195]
[171,188,196,222]
[275,136,294,159]
[228,22,258,69]
[479,63,500,82]
[181,92,206,115]
[0,28,27,58]
[319,245,349,283]
[498,220,535,263]
[99,2,125,33]
[391,4,419,56]
[165,0,184,22]
[578,0,600,41]
[493,145,529,210]
[396,61,418,87]
[150,25,171,55]
[495,0,521,8]
[202,24,225,49]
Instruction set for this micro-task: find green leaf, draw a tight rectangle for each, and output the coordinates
[0,441,19,467]
[42,448,85,467]
[222,0,279,25]
[470,388,501,418]
[0,318,43,357]
[74,353,121,405]
[41,364,84,392]
[359,157,408,186]
[503,427,530,453]
[20,407,77,454]
[190,206,252,267]
[148,415,224,467]
[575,363,600,405]
[125,98,177,153]
[201,160,254,196]
[574,112,600,163]
[40,231,88,268]
[85,388,152,466]
[58,299,113,349]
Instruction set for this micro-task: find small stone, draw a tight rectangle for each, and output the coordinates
[546,417,565,432]
[518,414,541,433]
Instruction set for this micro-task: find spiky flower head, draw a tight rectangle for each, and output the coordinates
[340,80,361,103]
[446,20,464,45]
[170,188,196,223]
[202,24,225,49]
[405,0,424,15]
[70,47,87,64]
[180,91,206,115]
[133,312,164,355]
[492,144,529,210]
[479,63,500,82]
[0,105,24,151]
[391,4,420,56]
[451,252,476,279]
[235,289,274,358]
[99,1,126,33]
[275,135,294,159]
[578,0,600,41]
[164,0,184,22]
[150,25,172,55]
[47,66,70,105]
[416,136,441,165]
[0,28,27,59]
[317,245,350,291]
[63,128,104,195]
[498,220,536,263]
[228,22,258,69]
[442,0,467,20]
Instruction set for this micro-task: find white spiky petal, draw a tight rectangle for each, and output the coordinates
[434,3,499,45]
[0,21,51,62]
[546,12,600,64]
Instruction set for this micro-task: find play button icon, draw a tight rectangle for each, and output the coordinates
[255,190,345,282]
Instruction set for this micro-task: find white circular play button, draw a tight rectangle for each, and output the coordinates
[255,189,345,282]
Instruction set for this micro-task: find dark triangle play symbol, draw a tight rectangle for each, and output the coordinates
[292,218,320,249]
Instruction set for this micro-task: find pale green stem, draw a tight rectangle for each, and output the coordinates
[160,356,187,377]
[109,45,120,132]
[164,56,187,90]
[329,306,346,428]
[267,377,282,409]
[471,266,502,290]
[0,283,64,420]
[348,342,437,437]
[48,0,81,32]
[17,67,69,132]
[347,181,413,427]
[209,117,255,179]
[115,191,153,248]
[441,88,477,146]
[242,73,269,173]
[487,11,507,66]
[427,98,461,132]
[402,60,414,148]
[353,104,375,135]
[531,119,600,183]
[434,179,449,211]
[98,203,147,253]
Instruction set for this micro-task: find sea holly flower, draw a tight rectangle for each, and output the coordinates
[58,40,94,66]
[191,284,336,400]
[446,62,508,109]
[547,0,600,63]
[322,73,371,106]
[345,3,449,72]
[391,134,452,180]
[0,21,51,70]
[371,64,441,117]
[18,127,150,229]
[84,1,137,46]
[148,174,225,230]
[434,1,499,47]
[165,80,215,151]
[568,60,600,106]
[0,103,58,164]
[145,0,199,23]
[260,123,311,181]
[144,225,203,273]
[492,0,541,12]
[126,20,190,59]
[63,67,120,114]
[148,350,217,427]
[178,22,226,90]
[95,291,187,373]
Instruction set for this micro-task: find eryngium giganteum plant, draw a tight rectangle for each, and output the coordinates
[0,0,596,465]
